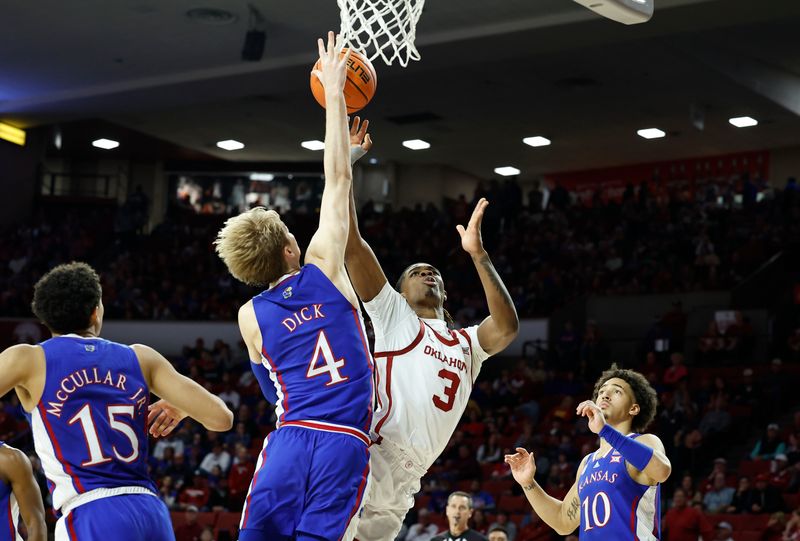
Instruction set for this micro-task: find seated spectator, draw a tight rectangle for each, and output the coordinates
[158,475,179,510]
[470,508,490,535]
[752,423,787,461]
[225,422,252,449]
[662,489,713,541]
[516,512,551,541]
[199,526,215,541]
[477,433,503,464]
[679,473,703,508]
[488,527,509,541]
[199,443,232,475]
[488,512,517,541]
[663,352,689,387]
[703,472,735,514]
[405,508,439,541]
[178,476,210,510]
[469,479,496,512]
[175,505,203,541]
[702,458,729,493]
[762,511,787,541]
[750,473,784,514]
[713,521,734,541]
[726,476,755,513]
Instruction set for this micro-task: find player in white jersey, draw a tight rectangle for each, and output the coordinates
[346,119,520,540]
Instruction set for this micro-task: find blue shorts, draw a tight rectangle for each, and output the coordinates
[239,426,370,541]
[56,493,174,541]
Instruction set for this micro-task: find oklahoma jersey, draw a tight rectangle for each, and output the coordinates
[577,439,661,540]
[366,282,489,468]
[0,443,21,541]
[27,335,155,516]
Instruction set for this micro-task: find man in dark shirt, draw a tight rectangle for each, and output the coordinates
[431,491,489,541]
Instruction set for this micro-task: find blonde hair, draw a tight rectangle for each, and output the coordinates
[215,207,289,287]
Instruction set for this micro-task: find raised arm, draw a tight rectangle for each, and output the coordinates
[133,344,233,433]
[304,31,353,279]
[344,116,388,302]
[505,447,582,535]
[459,198,519,354]
[0,447,46,541]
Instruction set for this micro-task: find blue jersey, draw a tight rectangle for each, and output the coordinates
[251,264,374,443]
[27,336,155,514]
[577,437,661,541]
[0,443,21,541]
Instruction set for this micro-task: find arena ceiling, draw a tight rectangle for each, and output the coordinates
[2,0,800,177]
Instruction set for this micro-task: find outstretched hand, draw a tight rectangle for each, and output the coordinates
[576,400,607,434]
[148,399,187,438]
[311,31,350,94]
[456,198,489,256]
[504,447,537,487]
[349,116,373,164]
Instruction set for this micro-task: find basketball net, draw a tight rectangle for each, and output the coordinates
[337,0,425,67]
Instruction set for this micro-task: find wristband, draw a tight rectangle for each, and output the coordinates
[599,424,654,472]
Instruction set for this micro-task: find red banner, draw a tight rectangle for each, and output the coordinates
[544,150,770,206]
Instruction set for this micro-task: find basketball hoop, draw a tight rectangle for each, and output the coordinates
[337,0,425,67]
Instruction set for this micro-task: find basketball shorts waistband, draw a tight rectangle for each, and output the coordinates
[279,420,371,446]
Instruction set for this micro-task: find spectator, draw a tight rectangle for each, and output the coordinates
[726,476,755,514]
[662,488,714,541]
[752,424,787,461]
[663,352,689,387]
[750,474,784,514]
[488,512,517,541]
[477,433,503,464]
[405,508,439,541]
[488,527,509,541]
[714,521,734,541]
[199,526,215,541]
[469,479,496,512]
[703,472,735,514]
[199,443,232,475]
[175,505,204,541]
[516,512,551,541]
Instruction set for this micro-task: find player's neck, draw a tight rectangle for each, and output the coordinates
[449,524,469,536]
[411,302,444,321]
[53,329,99,339]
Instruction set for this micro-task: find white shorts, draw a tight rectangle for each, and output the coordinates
[355,439,428,541]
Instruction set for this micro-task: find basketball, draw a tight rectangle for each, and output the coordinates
[310,48,377,114]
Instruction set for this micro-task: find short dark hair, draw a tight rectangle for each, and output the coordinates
[592,363,658,433]
[32,262,102,334]
[447,491,473,509]
[489,526,509,536]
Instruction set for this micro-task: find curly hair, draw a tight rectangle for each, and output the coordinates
[32,262,102,334]
[215,207,289,287]
[592,363,658,433]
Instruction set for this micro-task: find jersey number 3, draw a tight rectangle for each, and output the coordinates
[306,331,349,386]
[432,368,460,412]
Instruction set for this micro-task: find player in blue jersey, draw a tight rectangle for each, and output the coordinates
[0,442,46,541]
[505,365,671,540]
[0,261,233,540]
[211,31,374,541]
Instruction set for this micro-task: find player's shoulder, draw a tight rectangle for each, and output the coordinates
[2,343,42,359]
[634,432,665,450]
[0,444,31,479]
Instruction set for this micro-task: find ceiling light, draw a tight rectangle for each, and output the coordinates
[92,138,119,150]
[637,128,666,140]
[249,173,274,181]
[494,166,521,177]
[402,139,430,150]
[0,122,26,146]
[217,139,244,151]
[301,140,325,151]
[729,116,758,128]
[523,136,551,147]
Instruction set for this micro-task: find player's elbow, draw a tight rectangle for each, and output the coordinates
[651,459,672,484]
[555,524,577,536]
[205,403,234,432]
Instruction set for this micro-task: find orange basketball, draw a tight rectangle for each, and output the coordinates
[310,49,377,114]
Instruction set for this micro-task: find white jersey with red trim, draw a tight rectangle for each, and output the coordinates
[364,283,490,468]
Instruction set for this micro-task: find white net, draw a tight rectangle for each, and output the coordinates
[337,0,426,67]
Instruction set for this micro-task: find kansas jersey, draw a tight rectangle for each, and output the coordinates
[577,438,661,540]
[365,282,489,468]
[27,335,155,514]
[251,264,374,443]
[0,443,21,541]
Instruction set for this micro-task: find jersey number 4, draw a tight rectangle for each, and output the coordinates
[306,331,349,386]
[68,404,139,467]
[432,368,460,412]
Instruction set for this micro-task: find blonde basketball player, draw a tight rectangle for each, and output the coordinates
[347,118,519,540]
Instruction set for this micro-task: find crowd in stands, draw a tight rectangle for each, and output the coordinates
[2,175,800,324]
